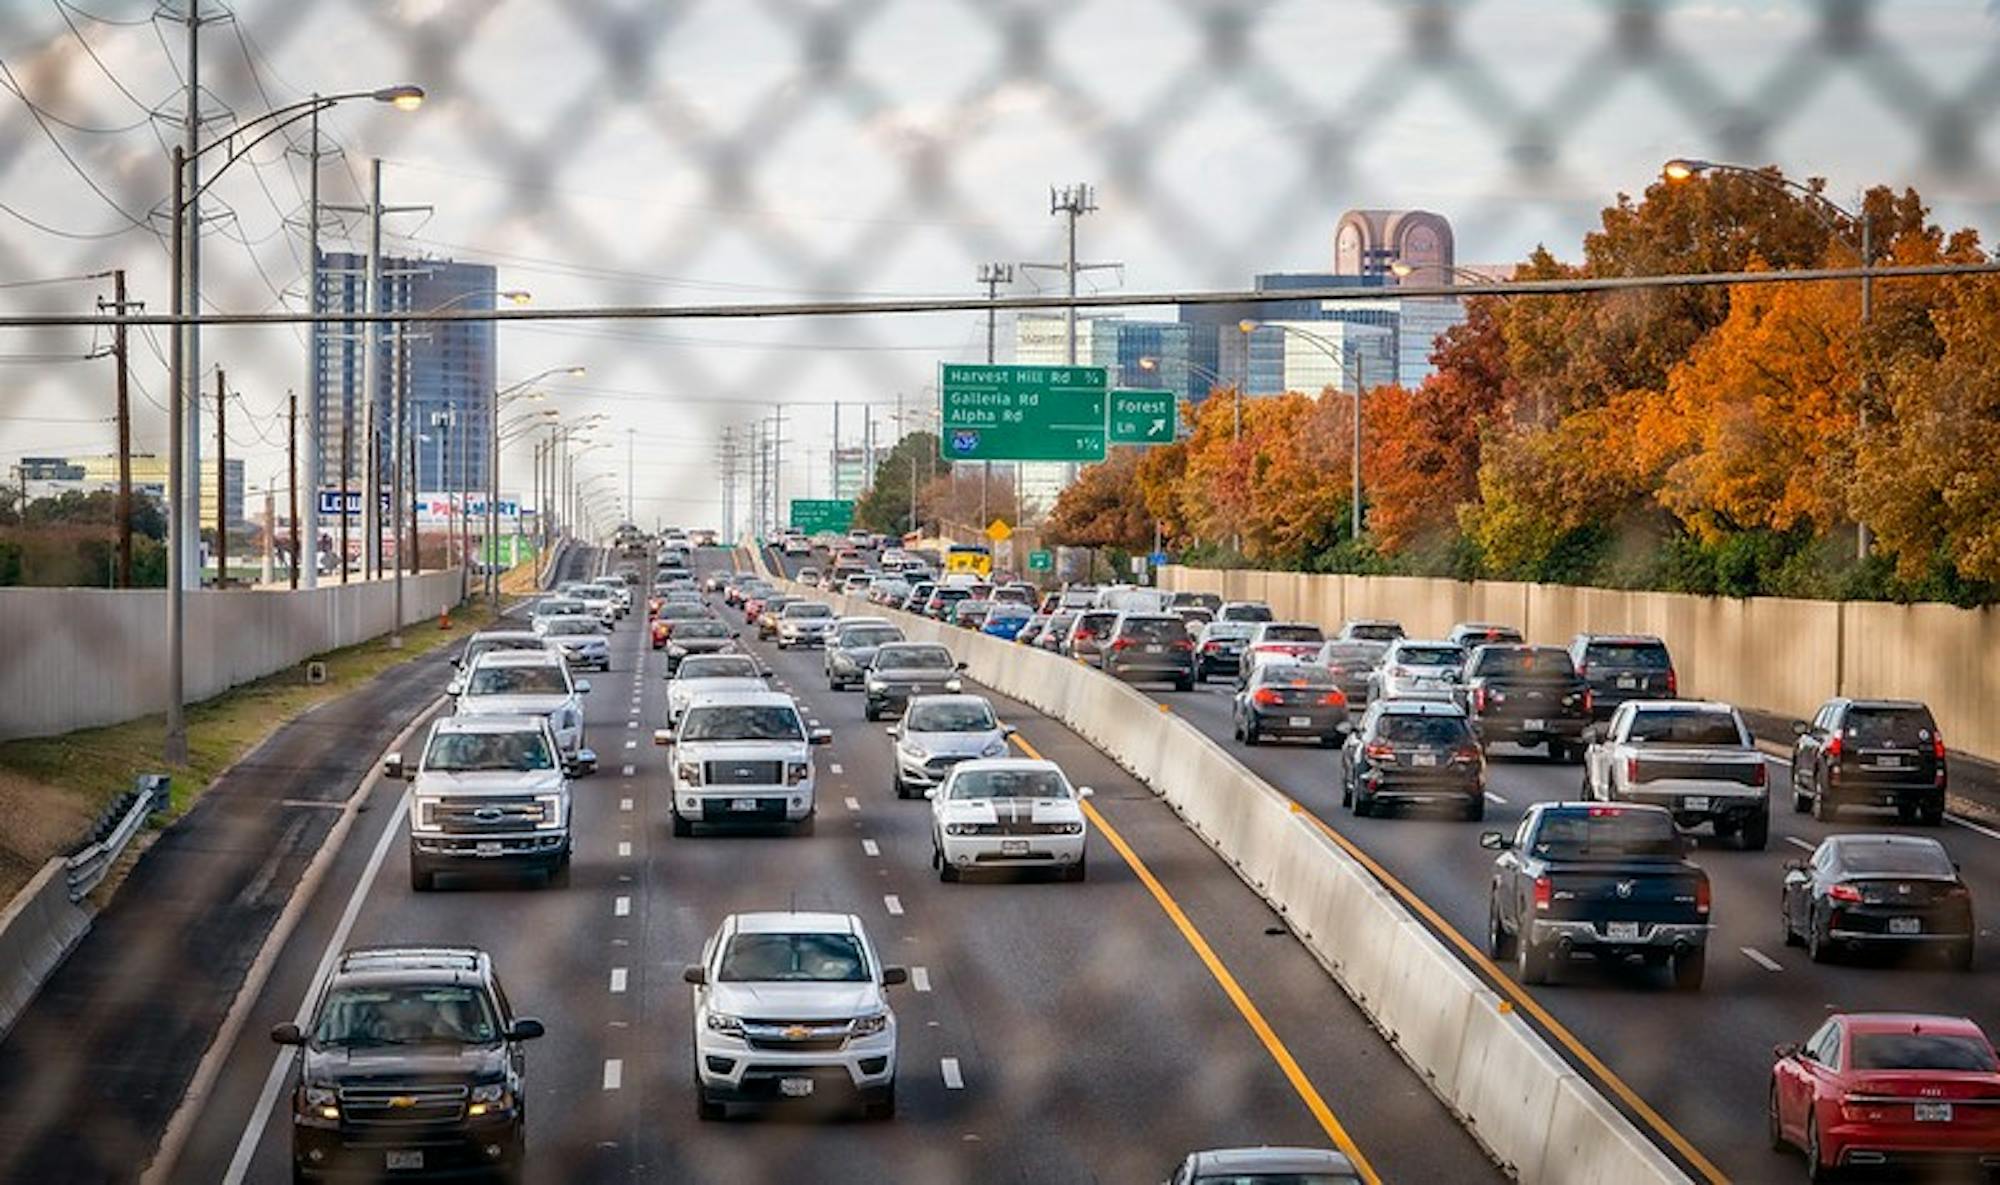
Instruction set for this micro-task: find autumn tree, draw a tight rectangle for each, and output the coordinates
[1043,447,1154,551]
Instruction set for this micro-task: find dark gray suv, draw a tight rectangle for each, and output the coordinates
[1101,613,1195,690]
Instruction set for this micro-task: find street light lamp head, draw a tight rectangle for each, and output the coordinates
[499,290,532,305]
[564,366,587,376]
[372,85,426,111]
[1389,261,1414,278]
[1237,319,1260,335]
[1661,158,1708,182]
[1136,356,1158,371]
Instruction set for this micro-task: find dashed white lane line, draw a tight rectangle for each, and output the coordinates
[624,740,637,749]
[628,707,640,717]
[1485,791,1507,805]
[1741,947,1783,973]
[617,841,632,858]
[1784,835,1815,853]
[621,764,635,777]
[614,896,631,917]
[602,1059,623,1090]
[862,839,880,857]
[911,966,931,993]
[830,763,844,775]
[620,798,634,812]
[844,796,861,812]
[627,720,638,729]
[940,1057,964,1089]
[609,968,628,993]
[883,894,904,916]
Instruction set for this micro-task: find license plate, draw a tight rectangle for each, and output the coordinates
[730,797,761,813]
[1412,752,1438,767]
[385,1151,424,1171]
[1914,1101,1952,1122]
[475,840,503,857]
[1606,921,1641,941]
[1288,716,1312,728]
[779,1077,815,1098]
[1616,675,1637,689]
[1522,718,1545,731]
[1889,916,1921,935]
[1871,756,1906,769]
[1001,840,1029,855]
[1683,795,1710,813]
[1145,644,1164,654]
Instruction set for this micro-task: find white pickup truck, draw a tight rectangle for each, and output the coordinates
[1581,700,1771,850]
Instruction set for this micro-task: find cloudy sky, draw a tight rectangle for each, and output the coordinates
[2,0,1997,530]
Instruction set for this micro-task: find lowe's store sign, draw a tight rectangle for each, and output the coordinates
[318,490,525,522]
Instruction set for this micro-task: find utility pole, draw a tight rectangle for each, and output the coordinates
[261,486,275,585]
[975,262,1012,525]
[626,427,635,530]
[1020,184,1117,490]
[299,94,321,589]
[287,391,299,588]
[98,269,138,587]
[830,403,840,505]
[181,2,205,592]
[214,369,226,586]
[772,406,785,533]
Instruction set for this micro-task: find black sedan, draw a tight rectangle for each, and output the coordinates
[1781,833,1974,969]
[1231,661,1348,747]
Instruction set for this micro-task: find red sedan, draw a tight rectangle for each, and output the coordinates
[1770,1012,2000,1180]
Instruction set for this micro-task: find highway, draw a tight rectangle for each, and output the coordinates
[767,551,2000,1185]
[158,546,1503,1185]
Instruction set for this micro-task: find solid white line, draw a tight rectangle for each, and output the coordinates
[621,764,635,777]
[220,791,412,1185]
[883,894,903,916]
[1485,791,1507,805]
[603,1059,623,1090]
[617,841,632,858]
[1785,835,1815,853]
[912,966,931,993]
[1947,812,2000,842]
[862,839,880,857]
[620,798,634,812]
[941,1057,964,1089]
[829,763,844,775]
[844,796,861,812]
[609,968,628,993]
[1741,946,1783,972]
[614,896,631,917]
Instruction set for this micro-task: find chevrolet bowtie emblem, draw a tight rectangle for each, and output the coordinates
[389,1095,416,1108]
[782,1024,811,1040]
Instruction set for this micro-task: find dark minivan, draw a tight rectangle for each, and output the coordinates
[1102,613,1195,690]
[1790,698,1947,825]
[1568,633,1677,721]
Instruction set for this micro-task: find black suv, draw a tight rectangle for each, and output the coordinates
[1790,698,1948,825]
[1567,633,1676,721]
[273,947,545,1182]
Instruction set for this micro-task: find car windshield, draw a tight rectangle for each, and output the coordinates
[678,656,760,681]
[1834,840,1956,878]
[312,985,498,1047]
[933,589,969,603]
[1845,706,1937,746]
[718,933,869,983]
[1850,1033,1998,1072]
[546,619,600,636]
[466,665,569,696]
[1204,622,1253,641]
[1262,625,1323,643]
[1377,714,1474,745]
[1532,810,1680,858]
[876,646,954,671]
[840,627,904,648]
[1344,622,1403,642]
[908,702,998,732]
[1398,646,1466,668]
[425,730,556,772]
[1474,648,1575,678]
[675,622,730,640]
[537,600,585,616]
[463,637,542,665]
[1625,710,1744,746]
[1320,642,1386,667]
[1194,1175,1359,1185]
[1075,613,1118,634]
[1120,618,1187,642]
[680,705,803,741]
[1583,642,1671,669]
[660,605,708,619]
[949,767,1070,800]
[1222,604,1274,621]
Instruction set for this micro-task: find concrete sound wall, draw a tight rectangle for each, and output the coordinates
[0,570,465,741]
[1161,566,1998,766]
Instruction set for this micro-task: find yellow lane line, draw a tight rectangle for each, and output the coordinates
[1009,732,1384,1185]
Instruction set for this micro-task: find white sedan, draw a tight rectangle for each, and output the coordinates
[928,758,1091,882]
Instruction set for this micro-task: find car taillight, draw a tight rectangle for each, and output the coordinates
[1828,882,1862,903]
[1665,669,1677,696]
[1110,637,1133,651]
[1825,734,1843,760]
[1316,690,1346,707]
[1202,640,1220,652]
[1582,688,1594,715]
[1472,687,1488,712]
[1750,762,1767,787]
[1624,755,1638,783]
[1364,741,1395,761]
[1587,805,1624,817]
[1391,665,1410,678]
[1453,746,1481,764]
[1934,733,1947,761]
[1574,660,1588,678]
[1532,875,1552,912]
[1694,879,1711,916]
[1171,639,1194,651]
[1252,688,1283,706]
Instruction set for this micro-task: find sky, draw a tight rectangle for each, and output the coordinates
[2,0,1998,532]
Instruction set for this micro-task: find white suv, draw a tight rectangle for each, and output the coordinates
[685,912,905,1121]
[456,650,595,770]
[658,691,830,836]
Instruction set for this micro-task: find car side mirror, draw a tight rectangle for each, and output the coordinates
[682,965,707,985]
[270,1021,305,1046]
[881,966,909,987]
[1002,724,1017,736]
[1784,859,1807,874]
[884,727,899,738]
[507,1018,546,1041]
[382,753,407,781]
[449,657,461,669]
[810,729,834,746]
[1791,720,1809,736]
[568,749,597,777]
[1076,786,1094,799]
[653,729,674,746]
[956,661,969,671]
[1773,1042,1800,1062]
[575,679,592,694]
[1478,831,1510,851]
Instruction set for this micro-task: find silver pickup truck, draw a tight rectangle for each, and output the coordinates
[1581,700,1770,850]
[388,714,573,891]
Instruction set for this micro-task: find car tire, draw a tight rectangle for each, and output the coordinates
[1919,797,1945,827]
[939,859,960,883]
[863,1081,896,1122]
[410,860,435,893]
[1174,675,1193,692]
[1672,947,1706,991]
[1740,810,1770,851]
[1064,855,1087,883]
[1807,907,1834,964]
[1949,940,1974,972]
[864,703,880,722]
[1243,723,1259,747]
[545,858,571,890]
[1516,935,1551,985]
[1463,795,1486,822]
[1805,1110,1835,1184]
[792,814,815,838]
[1768,1084,1787,1152]
[695,1083,724,1122]
[1811,774,1838,822]
[1351,787,1374,818]
[1486,900,1515,960]
[1781,897,1803,947]
[671,811,693,838]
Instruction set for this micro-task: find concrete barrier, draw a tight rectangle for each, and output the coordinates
[768,558,1688,1185]
[1163,564,2000,768]
[0,569,464,741]
[0,860,91,1041]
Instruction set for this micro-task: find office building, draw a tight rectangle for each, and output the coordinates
[23,454,244,530]
[314,252,498,498]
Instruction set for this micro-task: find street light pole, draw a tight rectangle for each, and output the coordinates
[1241,318,1369,541]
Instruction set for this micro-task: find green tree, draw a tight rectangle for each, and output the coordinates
[853,431,950,535]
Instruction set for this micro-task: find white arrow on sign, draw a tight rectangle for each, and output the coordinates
[1148,418,1166,435]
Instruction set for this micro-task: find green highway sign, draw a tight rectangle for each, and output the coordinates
[1027,549,1053,572]
[939,364,1107,462]
[1108,389,1178,445]
[789,499,855,534]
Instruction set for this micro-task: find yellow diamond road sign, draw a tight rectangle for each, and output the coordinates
[985,519,1012,543]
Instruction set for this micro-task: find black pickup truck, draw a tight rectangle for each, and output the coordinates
[1482,802,1711,989]
[1459,644,1592,762]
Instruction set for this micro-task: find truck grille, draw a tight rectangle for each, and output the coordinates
[431,797,549,833]
[742,1019,852,1052]
[338,1084,467,1126]
[705,760,784,786]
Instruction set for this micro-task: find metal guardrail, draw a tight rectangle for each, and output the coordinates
[64,775,170,902]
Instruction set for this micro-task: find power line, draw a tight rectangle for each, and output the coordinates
[0,69,151,134]
[51,1,157,111]
[56,1,154,27]
[0,270,114,290]
[0,201,147,240]
[0,55,157,236]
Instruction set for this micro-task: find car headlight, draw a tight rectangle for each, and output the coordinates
[677,761,702,786]
[785,761,811,785]
[669,646,687,657]
[1058,821,1085,835]
[412,797,444,833]
[534,793,566,830]
[467,1082,514,1116]
[300,1084,339,1120]
[944,822,977,836]
[944,678,963,692]
[852,1011,890,1037]
[866,677,886,692]
[705,1012,744,1036]
[981,739,1009,758]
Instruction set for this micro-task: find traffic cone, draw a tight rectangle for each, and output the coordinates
[439,606,452,630]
